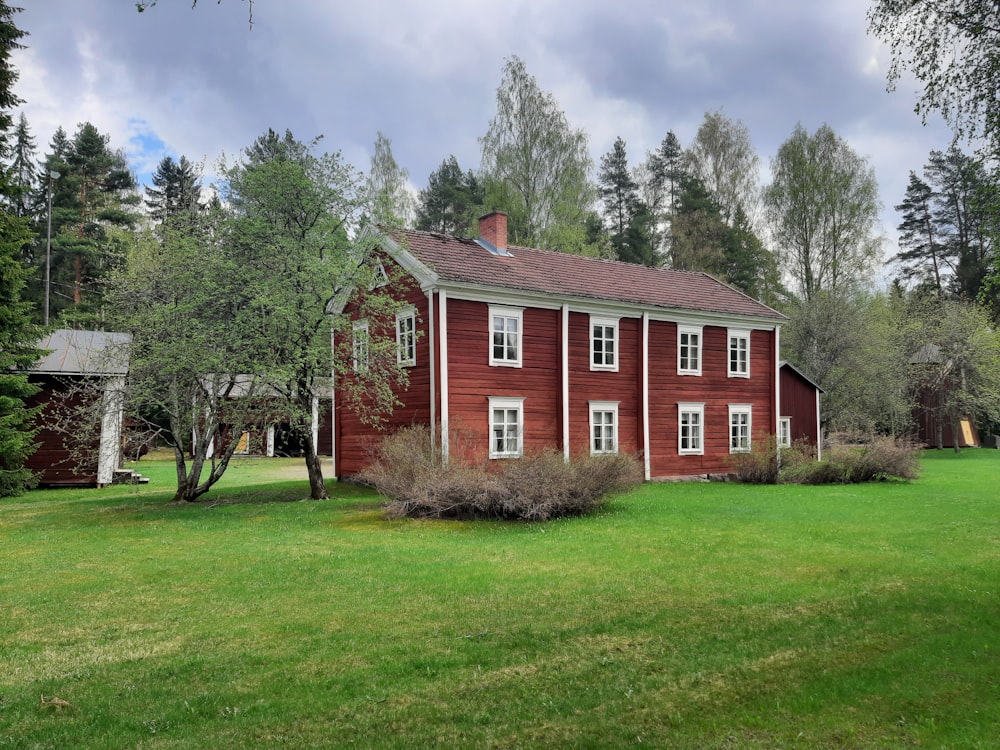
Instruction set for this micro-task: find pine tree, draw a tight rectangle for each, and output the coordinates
[894,171,948,293]
[415,155,484,236]
[42,122,139,321]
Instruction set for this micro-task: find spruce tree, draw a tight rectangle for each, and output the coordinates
[0,0,42,496]
[145,155,202,223]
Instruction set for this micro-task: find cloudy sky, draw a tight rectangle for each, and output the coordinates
[14,0,957,266]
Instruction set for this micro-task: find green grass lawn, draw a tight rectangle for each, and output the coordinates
[1,450,998,748]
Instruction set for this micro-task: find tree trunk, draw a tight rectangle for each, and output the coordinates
[304,441,329,500]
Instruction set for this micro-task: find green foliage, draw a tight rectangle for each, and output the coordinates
[32,122,140,323]
[869,0,1000,157]
[765,123,881,300]
[684,110,760,226]
[480,56,597,253]
[415,155,484,236]
[365,131,413,228]
[0,2,40,497]
[144,154,203,223]
[359,424,643,520]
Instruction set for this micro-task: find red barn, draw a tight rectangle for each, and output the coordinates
[333,212,788,480]
[778,361,824,457]
[23,329,131,487]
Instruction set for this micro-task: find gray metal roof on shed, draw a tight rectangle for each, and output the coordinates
[30,329,130,376]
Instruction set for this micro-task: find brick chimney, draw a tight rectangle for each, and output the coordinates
[478,211,508,252]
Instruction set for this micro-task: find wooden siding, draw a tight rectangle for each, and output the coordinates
[779,366,820,446]
[446,299,562,460]
[566,313,641,457]
[24,375,103,486]
[648,324,775,477]
[335,270,433,476]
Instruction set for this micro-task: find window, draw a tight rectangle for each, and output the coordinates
[489,397,524,458]
[678,403,704,455]
[591,316,619,371]
[489,306,523,367]
[779,417,792,448]
[396,308,416,366]
[368,262,389,290]
[728,329,750,377]
[589,401,619,455]
[352,321,369,373]
[678,325,702,375]
[729,404,752,453]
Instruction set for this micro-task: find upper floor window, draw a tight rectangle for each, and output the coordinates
[729,404,752,453]
[678,325,702,376]
[489,396,524,458]
[589,401,619,455]
[368,262,389,290]
[678,402,704,455]
[352,321,369,373]
[728,329,750,377]
[591,316,619,371]
[490,306,522,367]
[396,308,416,367]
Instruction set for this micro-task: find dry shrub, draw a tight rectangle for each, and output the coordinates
[357,425,643,521]
[726,432,780,484]
[782,436,920,484]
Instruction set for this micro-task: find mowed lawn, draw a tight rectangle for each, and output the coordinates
[1,450,998,749]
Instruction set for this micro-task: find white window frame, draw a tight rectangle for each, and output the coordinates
[589,401,619,455]
[368,261,389,290]
[779,417,792,448]
[489,305,523,368]
[352,320,369,373]
[590,316,619,372]
[729,404,752,453]
[489,396,524,458]
[396,308,416,367]
[677,325,702,376]
[678,402,704,455]
[728,329,750,378]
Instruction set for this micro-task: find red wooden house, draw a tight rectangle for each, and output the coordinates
[333,212,787,480]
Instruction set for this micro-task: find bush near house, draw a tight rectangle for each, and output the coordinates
[358,424,644,520]
[728,434,920,484]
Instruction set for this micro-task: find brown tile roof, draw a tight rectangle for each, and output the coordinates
[395,229,785,321]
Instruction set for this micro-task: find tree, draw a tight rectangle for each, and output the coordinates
[6,113,36,217]
[40,122,140,322]
[0,1,41,497]
[365,131,413,228]
[107,217,270,503]
[598,136,655,265]
[479,56,596,252]
[223,129,406,499]
[637,130,685,264]
[670,172,728,274]
[924,146,994,300]
[144,155,203,223]
[684,110,760,226]
[868,0,1000,156]
[894,170,948,293]
[765,123,882,301]
[415,155,484,236]
[906,296,1000,451]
